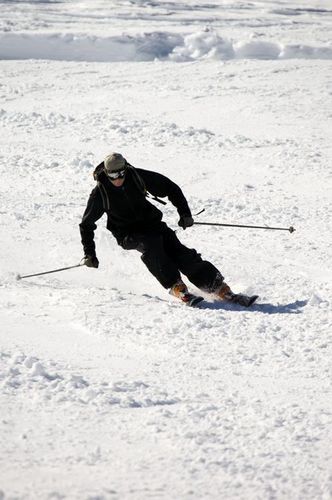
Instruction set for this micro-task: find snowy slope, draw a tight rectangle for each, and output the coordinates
[0,1,332,499]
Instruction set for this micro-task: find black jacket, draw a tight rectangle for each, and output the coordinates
[80,167,192,257]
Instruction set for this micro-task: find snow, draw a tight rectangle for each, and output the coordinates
[1,0,332,499]
[1,29,332,62]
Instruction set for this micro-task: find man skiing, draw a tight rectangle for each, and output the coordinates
[80,153,257,307]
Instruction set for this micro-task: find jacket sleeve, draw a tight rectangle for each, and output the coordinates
[79,187,105,257]
[137,168,192,217]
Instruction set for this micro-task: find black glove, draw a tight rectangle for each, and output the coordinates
[82,255,99,268]
[178,215,194,230]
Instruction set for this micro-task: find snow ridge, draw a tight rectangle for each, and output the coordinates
[1,30,331,62]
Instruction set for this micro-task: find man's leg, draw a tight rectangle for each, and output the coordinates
[162,226,225,292]
[161,228,257,306]
[124,232,181,289]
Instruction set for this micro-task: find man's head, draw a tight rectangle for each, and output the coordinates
[104,152,127,186]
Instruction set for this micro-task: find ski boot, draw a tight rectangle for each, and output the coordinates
[169,280,204,307]
[215,282,258,308]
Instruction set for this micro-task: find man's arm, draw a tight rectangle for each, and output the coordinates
[137,168,192,217]
[79,187,104,258]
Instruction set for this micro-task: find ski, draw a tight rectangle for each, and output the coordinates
[230,294,259,307]
[183,293,204,307]
[171,287,258,309]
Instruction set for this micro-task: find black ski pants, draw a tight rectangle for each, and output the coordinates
[120,222,223,290]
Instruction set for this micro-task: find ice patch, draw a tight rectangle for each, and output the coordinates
[0,30,331,62]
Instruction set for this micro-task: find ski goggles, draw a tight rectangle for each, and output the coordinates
[106,168,126,180]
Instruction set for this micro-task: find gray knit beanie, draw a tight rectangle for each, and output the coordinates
[104,153,126,173]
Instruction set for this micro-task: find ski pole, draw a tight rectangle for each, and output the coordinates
[193,222,295,233]
[16,262,85,280]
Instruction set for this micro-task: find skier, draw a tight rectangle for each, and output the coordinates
[80,153,257,307]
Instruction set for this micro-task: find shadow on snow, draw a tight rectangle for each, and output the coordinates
[200,299,308,314]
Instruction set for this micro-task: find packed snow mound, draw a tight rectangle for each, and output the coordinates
[1,30,332,62]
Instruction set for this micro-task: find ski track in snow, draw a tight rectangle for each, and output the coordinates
[1,0,332,499]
